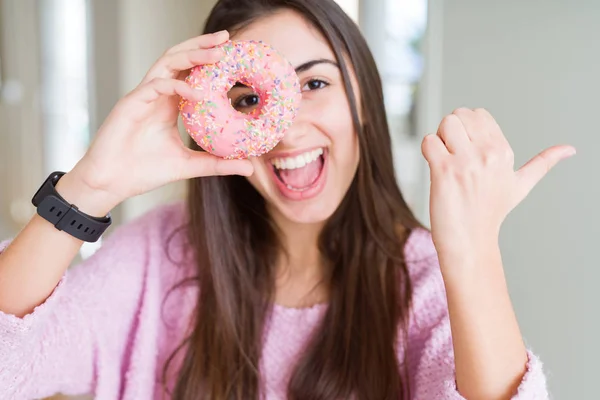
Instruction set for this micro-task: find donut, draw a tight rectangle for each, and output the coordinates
[179,40,302,159]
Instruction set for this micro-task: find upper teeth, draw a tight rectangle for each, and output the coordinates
[270,148,323,170]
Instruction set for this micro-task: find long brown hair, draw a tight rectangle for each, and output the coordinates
[165,0,423,398]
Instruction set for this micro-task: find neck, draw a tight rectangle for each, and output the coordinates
[276,216,323,273]
[270,208,327,307]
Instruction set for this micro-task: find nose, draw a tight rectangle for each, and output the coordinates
[274,98,312,150]
[280,119,310,146]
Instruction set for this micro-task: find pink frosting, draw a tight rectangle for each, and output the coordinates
[179,40,302,159]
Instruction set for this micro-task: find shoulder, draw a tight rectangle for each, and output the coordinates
[80,201,190,285]
[100,201,188,254]
[107,201,187,240]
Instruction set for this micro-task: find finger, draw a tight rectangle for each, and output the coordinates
[181,149,255,178]
[451,107,491,142]
[131,78,203,104]
[421,133,450,164]
[471,107,511,148]
[472,108,500,132]
[515,145,576,199]
[436,114,471,154]
[165,30,229,55]
[141,30,229,83]
[142,47,224,83]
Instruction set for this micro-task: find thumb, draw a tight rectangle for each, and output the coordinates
[180,149,255,179]
[515,144,576,200]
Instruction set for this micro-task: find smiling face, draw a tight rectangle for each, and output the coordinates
[229,10,361,226]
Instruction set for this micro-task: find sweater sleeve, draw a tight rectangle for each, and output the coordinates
[404,229,549,400]
[0,209,162,399]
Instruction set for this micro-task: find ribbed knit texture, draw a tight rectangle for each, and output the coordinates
[0,203,548,399]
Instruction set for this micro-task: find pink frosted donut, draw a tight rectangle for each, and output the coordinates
[179,40,302,159]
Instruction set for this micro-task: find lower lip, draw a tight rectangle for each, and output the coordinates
[269,150,328,201]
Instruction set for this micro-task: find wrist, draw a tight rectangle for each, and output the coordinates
[54,171,120,218]
[434,229,499,260]
[437,239,504,283]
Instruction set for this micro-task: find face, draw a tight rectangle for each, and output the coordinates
[229,10,361,226]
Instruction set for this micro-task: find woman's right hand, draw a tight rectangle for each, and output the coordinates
[57,30,253,216]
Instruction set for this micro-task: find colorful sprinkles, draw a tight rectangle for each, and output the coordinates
[179,40,302,159]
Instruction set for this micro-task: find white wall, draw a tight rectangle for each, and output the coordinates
[0,0,44,235]
[432,0,598,398]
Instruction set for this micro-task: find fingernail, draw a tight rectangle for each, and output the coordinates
[212,30,228,36]
[565,147,577,156]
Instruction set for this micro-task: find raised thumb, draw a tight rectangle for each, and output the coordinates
[515,145,575,200]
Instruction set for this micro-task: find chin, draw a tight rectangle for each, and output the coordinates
[269,194,341,225]
[248,146,350,226]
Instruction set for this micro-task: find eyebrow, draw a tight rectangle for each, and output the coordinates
[231,59,339,88]
[295,59,339,73]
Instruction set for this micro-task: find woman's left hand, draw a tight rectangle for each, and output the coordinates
[422,107,576,259]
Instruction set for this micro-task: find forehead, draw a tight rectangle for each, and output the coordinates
[231,9,335,68]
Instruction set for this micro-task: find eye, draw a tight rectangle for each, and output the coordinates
[234,94,260,109]
[302,79,328,91]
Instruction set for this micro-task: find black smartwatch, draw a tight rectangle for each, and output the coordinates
[31,171,112,242]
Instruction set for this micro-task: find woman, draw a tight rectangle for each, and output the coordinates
[0,0,574,399]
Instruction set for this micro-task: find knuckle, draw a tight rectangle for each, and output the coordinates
[162,46,177,57]
[455,160,477,180]
[203,32,220,43]
[439,114,457,130]
[120,90,134,103]
[421,135,439,153]
[210,158,223,176]
[421,139,431,156]
[474,108,497,126]
[422,134,435,145]
[480,147,505,166]
[427,150,452,170]
[187,49,198,60]
[443,114,458,123]
[481,153,494,166]
[150,77,169,87]
[452,107,470,115]
[153,54,173,70]
[438,159,452,173]
[421,137,442,163]
[422,133,435,143]
[421,139,432,157]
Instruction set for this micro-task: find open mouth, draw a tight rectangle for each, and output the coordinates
[269,148,326,193]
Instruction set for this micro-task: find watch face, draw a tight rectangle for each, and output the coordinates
[31,171,65,207]
[50,172,64,185]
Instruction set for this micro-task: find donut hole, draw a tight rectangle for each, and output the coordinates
[227,82,262,117]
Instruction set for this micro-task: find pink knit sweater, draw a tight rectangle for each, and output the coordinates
[0,203,548,399]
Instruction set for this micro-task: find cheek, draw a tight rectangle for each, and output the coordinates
[314,92,359,169]
[331,123,359,172]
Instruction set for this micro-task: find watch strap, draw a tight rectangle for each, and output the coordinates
[32,172,111,242]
